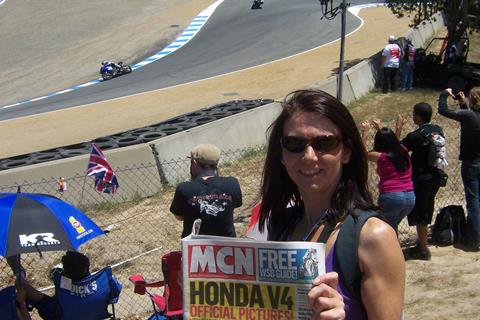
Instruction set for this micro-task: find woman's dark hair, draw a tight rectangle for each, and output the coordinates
[62,251,90,281]
[469,86,480,111]
[373,127,410,172]
[259,89,376,233]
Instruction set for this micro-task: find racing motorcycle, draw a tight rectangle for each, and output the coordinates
[100,62,132,80]
[251,0,263,9]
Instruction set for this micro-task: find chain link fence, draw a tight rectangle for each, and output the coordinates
[0,111,465,319]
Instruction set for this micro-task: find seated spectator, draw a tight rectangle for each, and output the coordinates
[361,117,415,233]
[15,251,121,320]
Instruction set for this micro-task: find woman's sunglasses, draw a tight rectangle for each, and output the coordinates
[281,135,342,154]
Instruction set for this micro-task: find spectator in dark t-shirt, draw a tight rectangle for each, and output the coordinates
[170,144,242,238]
[438,87,480,251]
[397,102,443,260]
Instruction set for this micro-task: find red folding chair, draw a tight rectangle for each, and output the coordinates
[129,251,183,320]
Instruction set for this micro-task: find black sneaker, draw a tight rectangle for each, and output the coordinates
[454,241,480,252]
[404,246,431,261]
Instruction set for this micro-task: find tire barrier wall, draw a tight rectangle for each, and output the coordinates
[0,99,273,171]
[0,12,445,193]
[0,103,283,205]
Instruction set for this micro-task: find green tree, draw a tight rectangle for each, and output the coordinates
[386,0,479,54]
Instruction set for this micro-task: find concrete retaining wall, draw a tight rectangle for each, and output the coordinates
[0,12,445,190]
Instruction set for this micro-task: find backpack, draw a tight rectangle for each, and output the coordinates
[432,205,467,246]
[418,126,448,171]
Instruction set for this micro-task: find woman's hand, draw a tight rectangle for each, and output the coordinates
[395,114,404,129]
[371,119,381,131]
[360,121,370,132]
[444,88,455,97]
[395,114,404,139]
[445,88,467,105]
[308,272,345,320]
[458,91,467,105]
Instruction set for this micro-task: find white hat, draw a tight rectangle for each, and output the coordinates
[388,35,395,41]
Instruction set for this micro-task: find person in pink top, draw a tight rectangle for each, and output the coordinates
[361,119,415,233]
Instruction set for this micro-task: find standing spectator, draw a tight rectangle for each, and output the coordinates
[258,89,405,319]
[438,87,480,252]
[398,103,443,260]
[170,144,242,238]
[445,43,461,64]
[57,177,67,194]
[401,38,416,91]
[381,35,402,93]
[361,118,415,234]
[445,21,467,64]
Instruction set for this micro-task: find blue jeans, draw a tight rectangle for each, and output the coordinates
[401,61,414,90]
[461,160,480,244]
[378,191,416,233]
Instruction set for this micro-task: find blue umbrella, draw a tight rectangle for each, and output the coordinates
[0,193,104,257]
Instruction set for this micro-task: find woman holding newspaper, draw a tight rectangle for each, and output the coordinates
[258,89,405,319]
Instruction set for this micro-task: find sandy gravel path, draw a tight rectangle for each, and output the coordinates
[0,5,410,159]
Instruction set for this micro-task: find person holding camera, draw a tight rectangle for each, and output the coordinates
[438,87,480,252]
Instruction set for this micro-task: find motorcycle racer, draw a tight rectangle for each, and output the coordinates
[100,60,132,80]
[101,60,121,71]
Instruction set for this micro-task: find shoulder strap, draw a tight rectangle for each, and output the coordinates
[318,222,335,243]
[419,124,444,137]
[417,125,431,139]
[334,209,379,300]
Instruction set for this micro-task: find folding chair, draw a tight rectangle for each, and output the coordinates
[129,251,183,320]
[53,266,122,320]
[0,286,19,320]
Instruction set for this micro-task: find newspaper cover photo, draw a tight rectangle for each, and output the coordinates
[182,223,325,320]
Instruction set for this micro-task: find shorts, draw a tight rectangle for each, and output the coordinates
[408,178,441,226]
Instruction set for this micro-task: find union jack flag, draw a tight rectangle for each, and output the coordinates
[85,143,119,194]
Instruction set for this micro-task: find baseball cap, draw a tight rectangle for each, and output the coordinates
[389,35,395,41]
[190,144,221,165]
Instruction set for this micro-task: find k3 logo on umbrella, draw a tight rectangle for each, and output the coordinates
[19,233,60,248]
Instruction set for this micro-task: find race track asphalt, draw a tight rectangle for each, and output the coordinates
[0,0,366,120]
[0,2,411,158]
